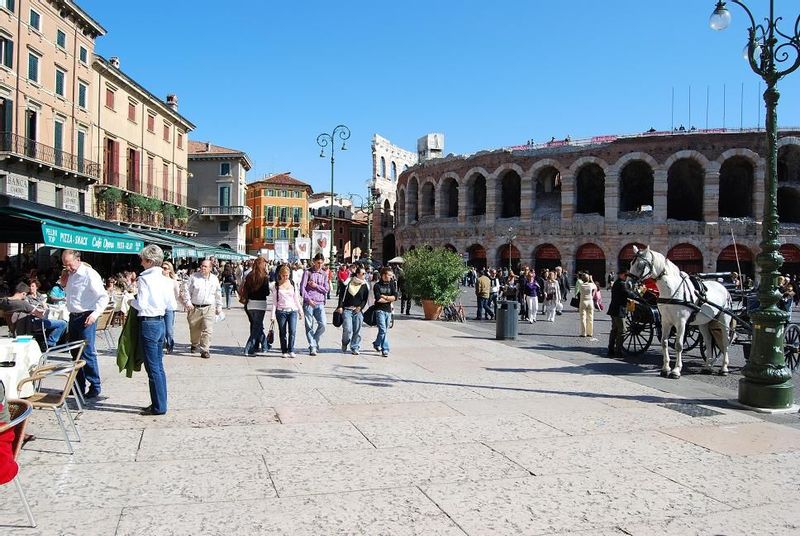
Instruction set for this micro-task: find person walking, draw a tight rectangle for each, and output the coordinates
[555,266,570,316]
[160,261,181,354]
[182,259,222,359]
[521,271,541,323]
[335,265,369,355]
[372,267,398,357]
[543,271,561,322]
[607,270,638,357]
[132,245,176,416]
[62,249,109,399]
[576,272,598,340]
[220,264,237,310]
[300,253,329,356]
[395,264,412,315]
[272,264,303,358]
[475,269,493,320]
[240,257,271,356]
[488,269,501,311]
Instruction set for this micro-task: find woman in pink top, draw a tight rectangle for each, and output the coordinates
[271,264,304,358]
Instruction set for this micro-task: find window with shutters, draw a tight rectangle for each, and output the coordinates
[220,162,231,176]
[56,29,66,49]
[79,45,87,64]
[147,112,155,132]
[265,228,274,243]
[29,9,40,32]
[266,206,274,222]
[105,87,114,109]
[128,101,136,122]
[279,228,287,240]
[54,68,65,97]
[279,207,287,223]
[162,122,170,142]
[0,0,14,13]
[0,35,12,69]
[162,163,169,198]
[27,51,39,83]
[177,132,183,149]
[292,207,301,223]
[77,81,87,109]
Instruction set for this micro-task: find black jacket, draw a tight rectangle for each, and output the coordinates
[608,278,637,318]
[337,279,369,310]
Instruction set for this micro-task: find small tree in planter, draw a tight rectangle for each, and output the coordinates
[97,187,123,218]
[126,194,148,223]
[404,247,466,320]
[162,203,177,226]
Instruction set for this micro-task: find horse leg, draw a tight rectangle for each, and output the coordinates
[718,317,731,376]
[660,319,673,377]
[698,324,714,374]
[670,323,685,379]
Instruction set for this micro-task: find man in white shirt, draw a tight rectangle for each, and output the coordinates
[132,245,177,415]
[181,259,222,359]
[63,249,109,399]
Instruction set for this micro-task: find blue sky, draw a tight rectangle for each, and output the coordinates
[81,0,800,196]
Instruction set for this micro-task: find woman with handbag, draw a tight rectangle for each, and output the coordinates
[543,271,561,322]
[240,257,271,356]
[271,264,303,358]
[335,266,369,355]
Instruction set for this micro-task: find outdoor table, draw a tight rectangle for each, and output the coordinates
[0,338,42,398]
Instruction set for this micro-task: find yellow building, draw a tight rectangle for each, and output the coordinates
[246,173,312,255]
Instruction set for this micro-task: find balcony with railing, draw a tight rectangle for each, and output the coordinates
[99,174,187,207]
[0,132,101,180]
[198,205,252,221]
[97,202,190,233]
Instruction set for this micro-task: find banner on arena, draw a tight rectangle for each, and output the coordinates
[311,230,331,260]
[295,237,311,260]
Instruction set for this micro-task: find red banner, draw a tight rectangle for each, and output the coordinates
[718,244,753,262]
[780,244,800,263]
[668,244,702,261]
[618,243,646,261]
[535,244,561,260]
[576,243,605,260]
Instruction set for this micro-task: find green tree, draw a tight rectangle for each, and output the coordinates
[403,247,466,305]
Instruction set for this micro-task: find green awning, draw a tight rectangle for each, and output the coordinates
[41,218,144,254]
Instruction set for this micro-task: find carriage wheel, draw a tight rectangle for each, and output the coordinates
[784,324,800,372]
[622,311,654,356]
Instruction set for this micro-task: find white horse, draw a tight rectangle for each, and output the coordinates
[628,246,732,379]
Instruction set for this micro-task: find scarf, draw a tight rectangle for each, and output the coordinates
[347,277,366,296]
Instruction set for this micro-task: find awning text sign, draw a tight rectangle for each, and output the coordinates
[41,220,143,253]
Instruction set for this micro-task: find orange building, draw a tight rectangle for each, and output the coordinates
[245,173,312,255]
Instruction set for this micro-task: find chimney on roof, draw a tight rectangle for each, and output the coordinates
[109,56,120,69]
[205,141,210,152]
[166,94,178,111]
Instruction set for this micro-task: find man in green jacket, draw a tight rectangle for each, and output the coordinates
[475,270,494,320]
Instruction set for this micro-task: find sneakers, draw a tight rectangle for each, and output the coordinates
[190,345,196,353]
[351,349,360,356]
[289,352,297,358]
[200,351,211,359]
[342,343,348,353]
[372,344,380,352]
[381,351,389,357]
[281,353,289,358]
[309,348,318,356]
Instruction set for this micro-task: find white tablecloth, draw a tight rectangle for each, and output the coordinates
[113,293,134,314]
[0,339,42,398]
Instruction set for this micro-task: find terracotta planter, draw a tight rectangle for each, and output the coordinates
[421,299,442,320]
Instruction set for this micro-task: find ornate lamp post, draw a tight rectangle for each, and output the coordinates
[709,1,798,410]
[317,124,350,264]
[349,186,380,264]
[506,227,517,274]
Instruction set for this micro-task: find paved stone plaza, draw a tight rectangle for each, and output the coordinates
[2,303,800,535]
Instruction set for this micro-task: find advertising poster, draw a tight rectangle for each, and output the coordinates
[274,240,289,262]
[295,237,311,260]
[311,230,331,260]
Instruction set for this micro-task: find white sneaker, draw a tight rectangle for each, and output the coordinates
[281,353,289,358]
[289,352,297,358]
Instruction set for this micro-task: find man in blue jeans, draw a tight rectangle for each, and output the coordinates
[0,282,67,347]
[300,253,330,356]
[63,249,109,399]
[131,245,177,415]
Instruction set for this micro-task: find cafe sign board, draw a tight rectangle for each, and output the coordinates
[41,219,143,253]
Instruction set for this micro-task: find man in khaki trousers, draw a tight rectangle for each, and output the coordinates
[181,260,222,358]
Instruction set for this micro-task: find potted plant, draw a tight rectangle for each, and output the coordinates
[403,247,466,320]
[97,186,123,218]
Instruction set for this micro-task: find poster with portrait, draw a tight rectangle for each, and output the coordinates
[274,240,289,262]
[312,230,331,260]
[294,237,311,260]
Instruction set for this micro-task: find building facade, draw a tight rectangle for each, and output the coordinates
[91,55,195,235]
[369,134,418,262]
[0,0,104,219]
[245,173,312,255]
[187,141,252,254]
[391,129,800,284]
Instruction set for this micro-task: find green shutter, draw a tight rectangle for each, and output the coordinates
[4,37,12,68]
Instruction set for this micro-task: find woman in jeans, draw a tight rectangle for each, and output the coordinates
[240,257,271,356]
[161,261,181,354]
[372,267,398,357]
[271,264,304,358]
[543,271,561,322]
[335,266,369,355]
[220,264,236,309]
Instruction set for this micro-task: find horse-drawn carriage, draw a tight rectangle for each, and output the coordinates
[621,251,800,375]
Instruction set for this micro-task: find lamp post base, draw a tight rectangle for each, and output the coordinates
[738,377,795,411]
